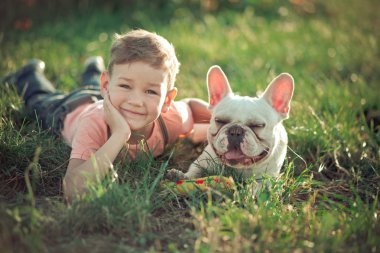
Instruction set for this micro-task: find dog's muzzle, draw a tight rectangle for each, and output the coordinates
[214,125,269,167]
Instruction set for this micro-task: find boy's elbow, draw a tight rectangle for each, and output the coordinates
[63,167,84,203]
[63,159,88,202]
[63,174,90,203]
[63,174,77,203]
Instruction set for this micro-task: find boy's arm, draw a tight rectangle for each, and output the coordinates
[182,98,211,123]
[63,131,129,202]
[181,98,211,143]
[63,93,130,202]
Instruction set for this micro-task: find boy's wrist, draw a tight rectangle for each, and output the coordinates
[111,129,131,141]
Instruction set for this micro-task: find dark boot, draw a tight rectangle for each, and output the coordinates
[2,59,56,102]
[80,56,105,87]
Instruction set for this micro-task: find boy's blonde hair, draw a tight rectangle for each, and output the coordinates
[108,29,180,89]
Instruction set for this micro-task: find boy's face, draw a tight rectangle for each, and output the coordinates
[100,61,177,133]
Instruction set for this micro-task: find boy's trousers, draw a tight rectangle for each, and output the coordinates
[15,65,103,135]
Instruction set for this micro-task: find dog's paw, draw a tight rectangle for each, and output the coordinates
[166,169,189,181]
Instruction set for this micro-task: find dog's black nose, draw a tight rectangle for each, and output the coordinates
[227,125,245,148]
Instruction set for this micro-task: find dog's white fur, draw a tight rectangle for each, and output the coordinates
[168,66,294,188]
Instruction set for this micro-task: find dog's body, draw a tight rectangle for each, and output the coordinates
[168,66,294,188]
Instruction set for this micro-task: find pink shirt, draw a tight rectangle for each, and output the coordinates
[61,100,194,160]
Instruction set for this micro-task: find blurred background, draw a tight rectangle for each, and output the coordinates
[1,0,379,95]
[1,0,340,32]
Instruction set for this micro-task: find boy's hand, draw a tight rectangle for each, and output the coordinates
[103,92,131,140]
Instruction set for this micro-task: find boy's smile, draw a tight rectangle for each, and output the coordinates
[120,108,146,118]
[101,61,177,139]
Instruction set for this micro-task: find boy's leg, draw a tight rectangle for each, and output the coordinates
[80,56,105,88]
[3,59,67,132]
[3,58,104,134]
[3,59,56,103]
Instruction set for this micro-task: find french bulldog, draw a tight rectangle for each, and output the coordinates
[167,65,294,190]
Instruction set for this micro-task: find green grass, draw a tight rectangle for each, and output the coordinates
[1,0,379,252]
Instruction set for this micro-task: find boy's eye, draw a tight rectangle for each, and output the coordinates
[146,90,158,95]
[120,84,131,89]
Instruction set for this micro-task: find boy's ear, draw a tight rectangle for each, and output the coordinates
[161,87,177,113]
[99,71,109,97]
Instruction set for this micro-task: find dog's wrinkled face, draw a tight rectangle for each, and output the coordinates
[206,66,294,170]
[209,96,276,168]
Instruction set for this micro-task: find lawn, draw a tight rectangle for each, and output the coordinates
[0,0,379,252]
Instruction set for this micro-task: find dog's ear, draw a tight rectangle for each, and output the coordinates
[263,73,294,119]
[207,65,233,109]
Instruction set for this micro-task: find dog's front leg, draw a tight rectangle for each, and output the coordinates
[165,158,204,181]
[166,169,189,181]
[166,145,217,181]
[184,162,203,179]
[184,145,217,178]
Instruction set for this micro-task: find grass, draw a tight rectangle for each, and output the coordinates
[0,0,379,252]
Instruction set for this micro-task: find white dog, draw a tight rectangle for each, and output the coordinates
[167,66,294,190]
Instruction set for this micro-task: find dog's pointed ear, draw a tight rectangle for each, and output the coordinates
[263,73,294,119]
[207,65,233,109]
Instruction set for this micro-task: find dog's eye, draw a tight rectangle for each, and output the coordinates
[215,118,229,125]
[249,123,266,129]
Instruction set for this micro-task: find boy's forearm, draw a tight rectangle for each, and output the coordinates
[63,132,128,201]
[79,132,126,179]
[183,98,211,123]
[180,98,211,144]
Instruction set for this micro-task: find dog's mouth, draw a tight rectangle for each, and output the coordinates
[218,148,269,167]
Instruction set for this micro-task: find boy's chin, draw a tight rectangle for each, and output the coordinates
[127,121,154,134]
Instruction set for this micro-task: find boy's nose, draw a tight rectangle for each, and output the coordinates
[128,92,144,106]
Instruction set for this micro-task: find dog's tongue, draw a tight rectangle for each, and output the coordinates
[224,150,246,160]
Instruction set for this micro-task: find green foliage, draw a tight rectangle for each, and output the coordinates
[1,0,379,252]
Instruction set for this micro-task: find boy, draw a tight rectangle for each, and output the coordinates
[4,29,210,202]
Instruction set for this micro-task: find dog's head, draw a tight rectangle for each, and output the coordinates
[206,66,294,169]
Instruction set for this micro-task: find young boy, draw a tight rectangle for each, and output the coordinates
[4,29,210,202]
